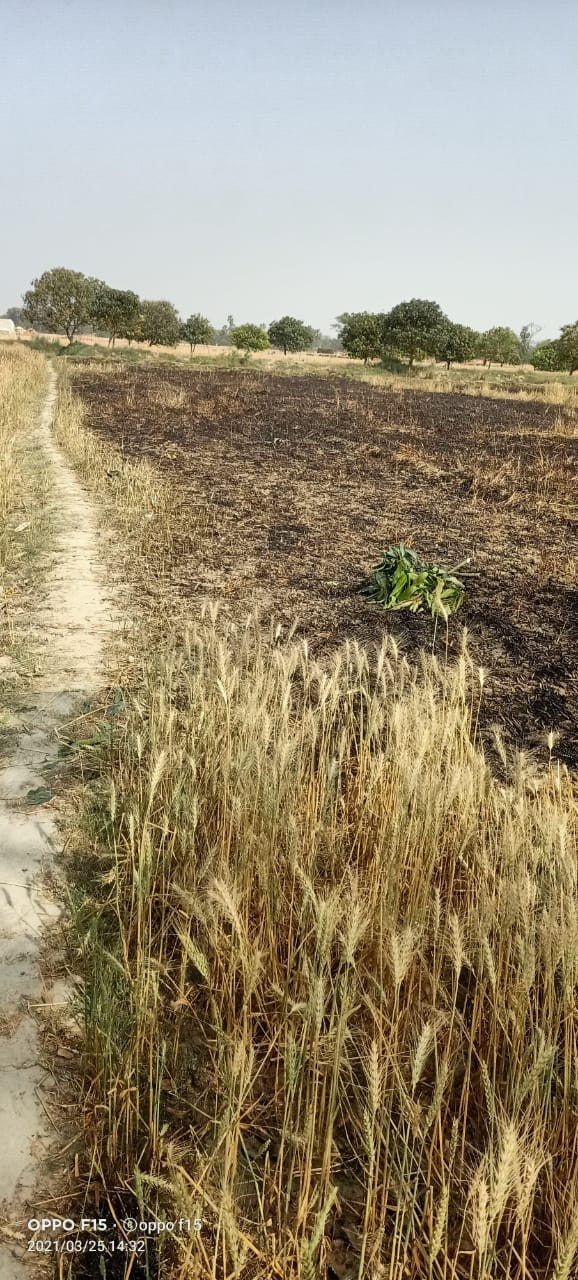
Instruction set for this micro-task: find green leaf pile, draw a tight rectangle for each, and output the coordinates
[359,543,466,618]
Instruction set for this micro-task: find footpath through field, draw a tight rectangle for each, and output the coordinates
[0,368,111,1276]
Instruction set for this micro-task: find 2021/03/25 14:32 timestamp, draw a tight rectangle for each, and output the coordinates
[28,1238,147,1254]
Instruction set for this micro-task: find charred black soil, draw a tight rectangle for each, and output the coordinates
[71,367,578,768]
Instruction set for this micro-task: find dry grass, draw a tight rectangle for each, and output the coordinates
[52,371,215,619]
[0,344,50,659]
[48,366,578,1279]
[391,439,575,519]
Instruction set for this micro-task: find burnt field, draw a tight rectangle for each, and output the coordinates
[71,366,578,767]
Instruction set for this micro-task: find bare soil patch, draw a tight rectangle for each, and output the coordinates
[0,369,111,1276]
[70,367,577,767]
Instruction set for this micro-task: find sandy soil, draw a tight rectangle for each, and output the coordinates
[0,370,111,1275]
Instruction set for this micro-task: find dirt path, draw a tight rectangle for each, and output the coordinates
[0,368,111,1275]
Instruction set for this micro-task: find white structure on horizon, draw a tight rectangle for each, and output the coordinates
[0,317,16,335]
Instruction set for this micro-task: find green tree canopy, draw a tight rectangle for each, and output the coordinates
[335,312,385,363]
[268,316,317,355]
[530,340,563,372]
[23,267,99,344]
[91,286,141,345]
[179,313,214,354]
[140,300,181,347]
[382,299,448,367]
[123,312,145,345]
[558,322,578,374]
[436,322,477,369]
[231,323,269,353]
[481,327,522,367]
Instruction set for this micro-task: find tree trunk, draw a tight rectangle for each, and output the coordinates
[446,359,451,370]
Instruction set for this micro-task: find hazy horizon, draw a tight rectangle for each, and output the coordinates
[1,0,576,339]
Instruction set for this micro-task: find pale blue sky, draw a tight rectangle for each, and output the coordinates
[1,0,576,337]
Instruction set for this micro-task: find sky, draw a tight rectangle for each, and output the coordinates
[1,0,576,337]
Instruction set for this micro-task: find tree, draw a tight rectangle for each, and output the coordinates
[180,313,214,354]
[382,299,448,367]
[481,327,522,368]
[140,300,181,347]
[23,268,98,344]
[531,340,563,372]
[335,312,385,363]
[123,312,145,345]
[558,322,578,374]
[4,306,27,328]
[519,323,541,363]
[231,324,269,353]
[436,322,477,369]
[91,285,140,346]
[268,316,317,355]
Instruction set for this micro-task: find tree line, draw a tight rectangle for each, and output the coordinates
[10,268,322,356]
[336,306,578,373]
[7,267,578,373]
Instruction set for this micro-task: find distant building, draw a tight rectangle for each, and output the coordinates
[0,317,16,335]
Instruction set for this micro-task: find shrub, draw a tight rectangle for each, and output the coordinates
[359,543,467,617]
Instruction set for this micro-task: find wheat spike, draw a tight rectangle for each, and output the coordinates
[411,1022,434,1093]
[490,1121,519,1225]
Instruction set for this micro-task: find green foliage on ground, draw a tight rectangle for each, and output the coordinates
[360,543,467,617]
[20,336,62,355]
[50,340,151,364]
[67,343,151,363]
